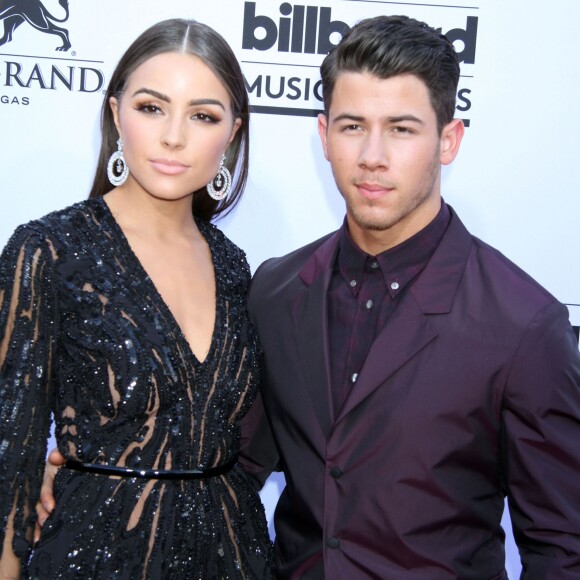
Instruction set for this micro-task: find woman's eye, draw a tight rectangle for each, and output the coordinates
[136,103,161,114]
[193,112,218,123]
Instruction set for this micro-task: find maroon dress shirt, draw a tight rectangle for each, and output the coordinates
[328,203,451,417]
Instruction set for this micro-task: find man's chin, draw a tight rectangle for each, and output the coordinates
[349,209,397,233]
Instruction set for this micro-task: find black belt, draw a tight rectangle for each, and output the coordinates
[65,456,237,480]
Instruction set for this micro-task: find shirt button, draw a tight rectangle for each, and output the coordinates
[365,299,374,310]
[330,467,343,479]
[390,281,400,290]
[327,537,340,549]
[351,373,358,383]
[370,260,379,269]
[350,279,357,288]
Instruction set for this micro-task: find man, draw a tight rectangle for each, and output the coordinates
[241,14,580,579]
[39,14,580,579]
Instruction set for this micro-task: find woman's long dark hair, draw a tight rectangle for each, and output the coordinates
[89,19,250,221]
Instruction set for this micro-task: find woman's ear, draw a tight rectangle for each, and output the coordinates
[228,117,243,145]
[109,96,121,135]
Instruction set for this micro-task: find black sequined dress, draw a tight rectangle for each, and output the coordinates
[0,198,274,578]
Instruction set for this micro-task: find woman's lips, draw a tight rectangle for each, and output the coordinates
[150,158,189,175]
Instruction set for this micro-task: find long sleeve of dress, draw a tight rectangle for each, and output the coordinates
[0,224,58,565]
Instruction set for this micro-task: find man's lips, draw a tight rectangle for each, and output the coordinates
[355,182,394,199]
[150,158,190,175]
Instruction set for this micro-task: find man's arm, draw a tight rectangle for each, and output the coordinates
[239,391,280,490]
[502,302,580,577]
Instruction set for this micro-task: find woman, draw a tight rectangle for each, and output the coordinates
[0,19,274,579]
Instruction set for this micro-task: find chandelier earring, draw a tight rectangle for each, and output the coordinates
[107,138,130,187]
[207,154,232,201]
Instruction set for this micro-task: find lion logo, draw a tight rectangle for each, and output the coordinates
[0,0,71,51]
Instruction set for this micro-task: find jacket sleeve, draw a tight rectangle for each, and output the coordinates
[502,301,580,578]
[238,389,281,490]
[238,264,281,490]
[0,225,58,566]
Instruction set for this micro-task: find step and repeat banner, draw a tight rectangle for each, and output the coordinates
[1,1,579,576]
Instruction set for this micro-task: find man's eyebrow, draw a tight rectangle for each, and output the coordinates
[131,88,226,110]
[387,114,424,125]
[332,113,365,124]
[331,113,425,125]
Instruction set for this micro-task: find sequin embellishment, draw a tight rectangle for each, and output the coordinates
[0,198,274,578]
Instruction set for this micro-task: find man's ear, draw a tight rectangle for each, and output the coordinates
[317,113,330,162]
[440,118,464,166]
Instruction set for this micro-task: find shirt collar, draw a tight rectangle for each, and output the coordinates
[336,201,451,298]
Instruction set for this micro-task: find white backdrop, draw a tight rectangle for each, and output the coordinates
[2,1,580,577]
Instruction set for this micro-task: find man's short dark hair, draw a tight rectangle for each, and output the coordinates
[320,15,460,133]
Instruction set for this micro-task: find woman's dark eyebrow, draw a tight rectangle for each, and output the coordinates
[132,88,226,110]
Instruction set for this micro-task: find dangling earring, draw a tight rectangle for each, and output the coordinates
[107,138,129,187]
[207,154,231,201]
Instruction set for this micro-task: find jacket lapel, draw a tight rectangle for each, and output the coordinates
[289,232,340,437]
[334,292,437,423]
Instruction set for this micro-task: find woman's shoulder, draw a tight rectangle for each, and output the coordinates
[197,219,248,262]
[3,198,105,260]
[197,219,251,285]
[17,198,104,240]
[35,197,103,229]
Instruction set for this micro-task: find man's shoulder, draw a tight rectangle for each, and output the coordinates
[441,207,559,315]
[254,230,336,281]
[470,234,558,308]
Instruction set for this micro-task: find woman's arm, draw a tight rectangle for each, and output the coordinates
[0,226,58,573]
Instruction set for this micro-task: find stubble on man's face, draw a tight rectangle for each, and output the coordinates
[319,72,447,254]
[340,147,441,234]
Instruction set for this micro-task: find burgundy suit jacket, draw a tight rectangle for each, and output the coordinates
[242,206,580,579]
